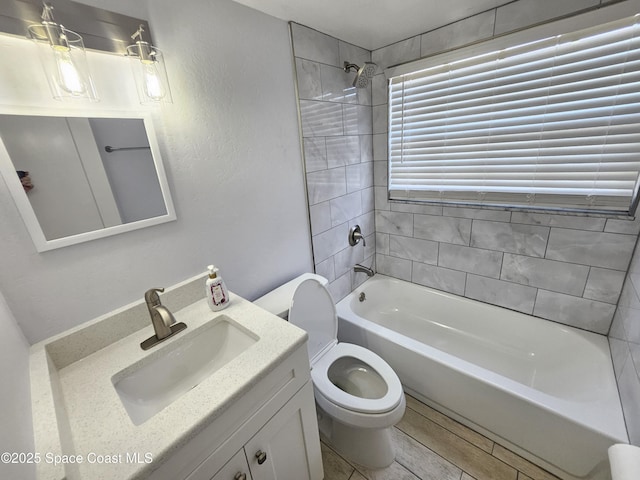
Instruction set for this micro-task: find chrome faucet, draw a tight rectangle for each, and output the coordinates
[349,225,366,247]
[140,287,187,350]
[354,264,374,277]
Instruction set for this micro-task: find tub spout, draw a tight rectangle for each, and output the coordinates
[354,264,374,277]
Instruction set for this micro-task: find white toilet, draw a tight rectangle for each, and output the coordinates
[254,274,406,468]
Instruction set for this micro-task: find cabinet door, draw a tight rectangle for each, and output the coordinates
[245,382,323,480]
[209,449,253,480]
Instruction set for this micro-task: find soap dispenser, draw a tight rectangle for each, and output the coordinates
[205,265,230,311]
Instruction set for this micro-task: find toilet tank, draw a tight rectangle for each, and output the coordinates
[253,273,329,318]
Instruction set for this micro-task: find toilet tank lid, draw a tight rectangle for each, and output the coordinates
[253,273,329,318]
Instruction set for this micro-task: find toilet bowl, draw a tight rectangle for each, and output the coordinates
[254,274,405,468]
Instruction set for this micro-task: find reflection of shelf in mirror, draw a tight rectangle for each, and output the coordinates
[105,146,151,153]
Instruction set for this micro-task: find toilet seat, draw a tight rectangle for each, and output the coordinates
[289,279,403,415]
[312,342,403,414]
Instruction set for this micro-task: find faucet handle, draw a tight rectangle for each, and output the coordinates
[144,287,165,307]
[349,225,366,247]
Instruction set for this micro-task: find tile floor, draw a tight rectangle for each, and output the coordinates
[320,394,560,480]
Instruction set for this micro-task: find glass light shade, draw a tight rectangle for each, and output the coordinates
[27,24,99,102]
[127,42,173,104]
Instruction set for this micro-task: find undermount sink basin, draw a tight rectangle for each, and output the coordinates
[113,316,258,425]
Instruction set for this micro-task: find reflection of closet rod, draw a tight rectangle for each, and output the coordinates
[105,145,151,153]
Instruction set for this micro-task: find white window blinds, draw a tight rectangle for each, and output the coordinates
[388,14,640,214]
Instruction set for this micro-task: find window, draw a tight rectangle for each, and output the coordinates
[387,8,640,215]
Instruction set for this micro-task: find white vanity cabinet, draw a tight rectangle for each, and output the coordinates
[208,382,319,480]
[150,345,323,480]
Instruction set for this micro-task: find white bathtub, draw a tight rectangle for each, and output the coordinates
[336,275,628,480]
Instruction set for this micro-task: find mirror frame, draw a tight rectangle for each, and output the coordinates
[0,106,176,252]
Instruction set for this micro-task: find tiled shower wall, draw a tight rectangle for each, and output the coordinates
[371,0,640,335]
[290,23,375,301]
[610,243,640,445]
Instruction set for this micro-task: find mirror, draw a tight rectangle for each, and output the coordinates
[0,109,176,252]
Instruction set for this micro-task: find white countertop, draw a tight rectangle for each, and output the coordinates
[29,277,307,480]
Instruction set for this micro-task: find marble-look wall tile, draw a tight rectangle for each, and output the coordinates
[372,104,388,134]
[315,257,335,283]
[494,0,600,36]
[414,214,472,245]
[420,11,495,57]
[389,236,438,265]
[326,136,360,168]
[545,229,636,271]
[609,337,630,378]
[374,186,390,211]
[361,187,375,214]
[373,133,388,161]
[376,232,390,254]
[312,223,349,263]
[372,36,421,70]
[605,216,640,235]
[533,290,615,334]
[372,74,387,106]
[376,254,412,281]
[338,40,370,68]
[303,137,327,172]
[471,221,549,257]
[320,64,358,104]
[619,359,640,445]
[295,58,322,100]
[343,104,372,135]
[465,275,537,314]
[334,245,365,278]
[330,192,362,227]
[306,167,346,205]
[300,100,344,137]
[510,212,606,232]
[346,162,373,193]
[293,24,376,304]
[291,23,340,66]
[309,202,331,235]
[376,210,413,236]
[443,206,511,222]
[392,203,442,215]
[439,244,502,279]
[412,262,466,296]
[327,271,351,303]
[374,160,388,187]
[500,254,589,296]
[360,135,373,163]
[583,268,626,304]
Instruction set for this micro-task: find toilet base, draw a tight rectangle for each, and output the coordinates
[316,403,396,469]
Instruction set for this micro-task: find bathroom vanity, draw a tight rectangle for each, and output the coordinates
[29,274,323,480]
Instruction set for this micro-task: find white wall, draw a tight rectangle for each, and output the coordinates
[0,0,313,343]
[0,292,35,480]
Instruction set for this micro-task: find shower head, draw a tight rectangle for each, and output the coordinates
[343,61,377,88]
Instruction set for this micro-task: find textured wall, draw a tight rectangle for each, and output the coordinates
[0,0,313,343]
[370,0,640,335]
[291,23,376,301]
[0,292,34,480]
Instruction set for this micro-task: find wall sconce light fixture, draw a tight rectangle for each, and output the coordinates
[127,25,172,104]
[27,2,98,102]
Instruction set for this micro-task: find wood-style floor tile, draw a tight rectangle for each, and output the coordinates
[492,445,559,480]
[405,395,494,453]
[321,442,354,480]
[397,408,517,480]
[393,428,462,480]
